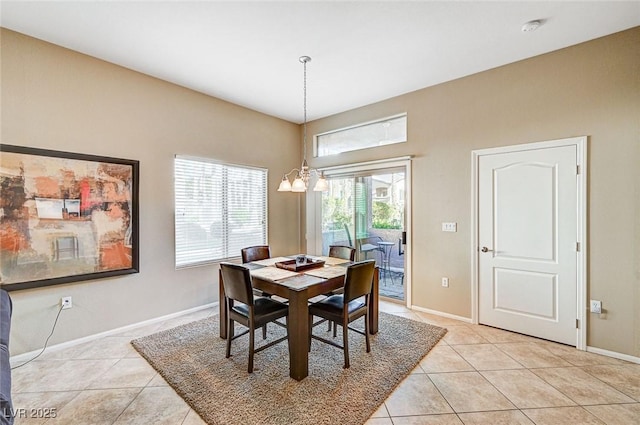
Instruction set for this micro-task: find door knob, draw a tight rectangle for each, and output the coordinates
[481,247,493,252]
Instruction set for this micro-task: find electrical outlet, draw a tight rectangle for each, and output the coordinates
[441,277,449,287]
[61,296,72,309]
[590,299,601,314]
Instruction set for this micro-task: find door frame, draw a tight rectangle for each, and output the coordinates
[471,137,587,350]
[306,156,412,307]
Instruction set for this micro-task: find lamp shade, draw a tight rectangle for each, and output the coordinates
[277,177,292,192]
[313,176,329,192]
[291,177,306,192]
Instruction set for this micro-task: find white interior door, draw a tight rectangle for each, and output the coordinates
[478,144,578,345]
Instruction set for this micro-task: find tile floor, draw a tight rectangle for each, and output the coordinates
[9,301,640,424]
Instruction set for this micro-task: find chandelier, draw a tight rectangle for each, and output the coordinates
[278,56,328,193]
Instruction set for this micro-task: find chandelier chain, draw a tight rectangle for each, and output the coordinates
[302,57,308,158]
[277,55,327,192]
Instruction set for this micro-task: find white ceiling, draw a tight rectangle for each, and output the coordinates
[1,1,639,123]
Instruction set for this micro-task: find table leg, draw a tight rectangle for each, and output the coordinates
[369,266,379,334]
[219,269,227,339]
[287,290,309,380]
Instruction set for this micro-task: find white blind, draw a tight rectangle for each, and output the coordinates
[175,156,267,268]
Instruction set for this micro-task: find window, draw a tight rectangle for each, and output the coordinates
[375,187,388,198]
[174,156,267,268]
[315,114,407,157]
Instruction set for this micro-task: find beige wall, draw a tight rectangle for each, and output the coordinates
[305,28,640,357]
[2,27,638,359]
[1,29,303,355]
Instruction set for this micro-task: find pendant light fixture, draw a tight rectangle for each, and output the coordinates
[278,56,328,193]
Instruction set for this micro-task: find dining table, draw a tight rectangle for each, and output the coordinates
[218,255,379,381]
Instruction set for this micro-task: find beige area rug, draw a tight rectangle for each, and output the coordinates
[131,312,447,425]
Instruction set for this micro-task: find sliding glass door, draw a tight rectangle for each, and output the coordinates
[320,168,406,301]
[321,176,355,251]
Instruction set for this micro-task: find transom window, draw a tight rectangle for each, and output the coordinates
[315,114,407,157]
[174,156,267,268]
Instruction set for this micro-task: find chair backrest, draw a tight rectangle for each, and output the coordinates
[343,223,353,247]
[328,245,356,261]
[241,245,271,263]
[220,262,254,306]
[357,236,382,247]
[343,260,376,303]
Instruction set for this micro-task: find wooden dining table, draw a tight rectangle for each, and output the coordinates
[218,255,379,381]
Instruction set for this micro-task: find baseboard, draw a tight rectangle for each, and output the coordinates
[410,305,472,324]
[408,306,639,363]
[10,302,218,363]
[587,346,640,364]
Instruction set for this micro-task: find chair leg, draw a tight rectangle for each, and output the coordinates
[333,321,338,338]
[327,320,332,332]
[248,324,255,373]
[226,319,234,358]
[308,314,312,352]
[364,313,371,353]
[342,316,350,369]
[262,324,267,340]
[286,316,290,347]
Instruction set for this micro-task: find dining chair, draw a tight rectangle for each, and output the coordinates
[220,262,289,373]
[324,245,357,332]
[308,259,375,368]
[328,245,356,261]
[241,245,273,300]
[241,245,271,263]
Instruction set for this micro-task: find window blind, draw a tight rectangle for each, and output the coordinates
[174,156,267,268]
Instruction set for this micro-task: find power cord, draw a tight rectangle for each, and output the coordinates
[10,303,64,370]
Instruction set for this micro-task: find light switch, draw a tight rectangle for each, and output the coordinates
[442,222,457,232]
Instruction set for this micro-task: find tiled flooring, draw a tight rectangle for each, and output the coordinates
[10,301,640,424]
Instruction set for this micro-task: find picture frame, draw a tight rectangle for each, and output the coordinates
[0,144,139,291]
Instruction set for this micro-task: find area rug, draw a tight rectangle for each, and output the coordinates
[131,312,446,425]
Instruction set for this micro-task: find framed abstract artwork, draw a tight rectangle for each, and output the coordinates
[0,144,139,291]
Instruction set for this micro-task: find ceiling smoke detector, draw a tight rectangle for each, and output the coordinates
[521,20,543,33]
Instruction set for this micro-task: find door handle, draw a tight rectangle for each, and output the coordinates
[481,247,493,253]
